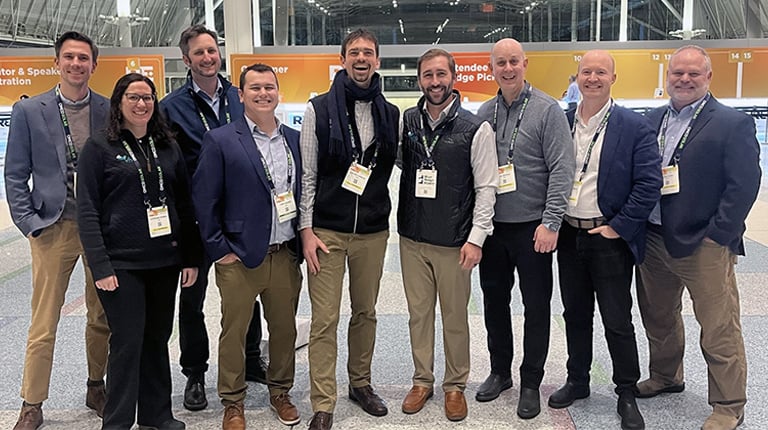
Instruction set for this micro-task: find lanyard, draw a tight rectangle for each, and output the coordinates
[253,131,294,194]
[346,108,380,169]
[121,137,166,208]
[191,89,231,132]
[572,102,614,181]
[658,93,709,165]
[418,114,443,168]
[54,86,79,167]
[493,90,531,164]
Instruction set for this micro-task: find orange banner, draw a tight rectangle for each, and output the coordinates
[234,48,768,104]
[0,55,165,105]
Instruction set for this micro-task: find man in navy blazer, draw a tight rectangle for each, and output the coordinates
[193,64,303,429]
[548,50,661,430]
[636,46,760,430]
[4,31,110,429]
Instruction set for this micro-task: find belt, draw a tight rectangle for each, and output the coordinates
[564,214,606,230]
[267,242,286,254]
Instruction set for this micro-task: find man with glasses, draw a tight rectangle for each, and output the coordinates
[5,31,110,430]
[160,25,266,412]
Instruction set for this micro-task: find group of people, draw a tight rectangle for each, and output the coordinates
[3,25,758,430]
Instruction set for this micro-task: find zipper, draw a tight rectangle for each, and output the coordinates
[352,194,359,234]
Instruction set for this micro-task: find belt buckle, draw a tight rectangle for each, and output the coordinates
[268,243,281,254]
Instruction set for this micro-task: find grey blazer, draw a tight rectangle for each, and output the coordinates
[4,87,109,237]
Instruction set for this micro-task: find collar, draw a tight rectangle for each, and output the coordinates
[497,81,531,108]
[245,114,282,138]
[191,77,224,100]
[421,93,458,123]
[667,94,708,116]
[575,98,612,126]
[57,84,91,106]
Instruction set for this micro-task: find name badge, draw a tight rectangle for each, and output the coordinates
[147,206,172,238]
[274,191,297,223]
[415,168,438,199]
[341,162,371,195]
[661,165,680,195]
[497,164,517,194]
[569,180,583,206]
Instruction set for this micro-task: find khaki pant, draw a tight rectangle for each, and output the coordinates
[23,220,110,404]
[400,237,471,392]
[215,246,302,403]
[307,228,388,413]
[637,231,747,418]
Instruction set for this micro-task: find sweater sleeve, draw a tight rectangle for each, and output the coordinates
[76,137,114,281]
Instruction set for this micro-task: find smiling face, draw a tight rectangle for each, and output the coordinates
[183,33,222,81]
[490,38,528,100]
[577,50,616,105]
[667,47,712,111]
[418,53,456,112]
[55,39,97,90]
[120,81,155,131]
[340,37,380,89]
[239,69,279,120]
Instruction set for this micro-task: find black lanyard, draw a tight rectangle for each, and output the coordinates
[572,102,614,181]
[418,115,444,169]
[252,129,293,194]
[54,86,79,168]
[493,90,531,164]
[121,137,166,208]
[347,104,380,169]
[658,93,709,166]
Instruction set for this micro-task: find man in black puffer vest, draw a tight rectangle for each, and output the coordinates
[398,48,498,423]
[299,28,399,430]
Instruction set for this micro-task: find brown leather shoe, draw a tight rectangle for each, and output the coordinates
[349,385,388,416]
[86,379,107,418]
[222,401,245,430]
[401,385,433,414]
[270,393,300,426]
[444,391,467,422]
[13,402,43,430]
[308,411,333,430]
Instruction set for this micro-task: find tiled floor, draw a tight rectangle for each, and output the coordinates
[0,156,767,430]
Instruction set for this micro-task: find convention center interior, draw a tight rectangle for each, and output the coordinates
[0,0,767,429]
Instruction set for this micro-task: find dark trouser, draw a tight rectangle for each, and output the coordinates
[556,223,640,394]
[98,267,179,429]
[179,254,263,377]
[478,220,553,389]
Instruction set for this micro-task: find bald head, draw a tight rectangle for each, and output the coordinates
[576,50,616,106]
[490,38,528,103]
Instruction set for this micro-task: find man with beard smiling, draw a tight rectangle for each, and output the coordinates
[548,50,661,430]
[398,48,498,423]
[637,45,760,430]
[299,28,400,430]
[160,25,266,413]
[474,38,574,419]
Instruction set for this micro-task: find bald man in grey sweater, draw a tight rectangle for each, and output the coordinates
[474,38,574,419]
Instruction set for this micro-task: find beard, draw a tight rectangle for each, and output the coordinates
[424,85,453,106]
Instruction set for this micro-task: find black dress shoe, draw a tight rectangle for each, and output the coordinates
[308,411,333,430]
[349,385,388,417]
[138,417,186,430]
[183,374,208,411]
[245,357,268,384]
[617,391,645,430]
[475,373,513,402]
[517,387,541,419]
[548,381,590,409]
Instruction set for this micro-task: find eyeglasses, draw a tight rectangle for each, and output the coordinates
[124,93,155,104]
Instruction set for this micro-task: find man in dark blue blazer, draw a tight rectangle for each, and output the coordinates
[4,31,110,429]
[636,45,760,430]
[192,64,303,429]
[548,50,662,430]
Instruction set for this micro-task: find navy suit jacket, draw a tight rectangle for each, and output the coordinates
[646,97,760,258]
[5,87,109,237]
[568,104,662,263]
[193,117,302,268]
